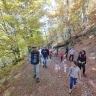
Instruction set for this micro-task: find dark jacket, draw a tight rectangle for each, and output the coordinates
[31,51,39,65]
[77,54,86,64]
[65,48,69,54]
[41,49,49,58]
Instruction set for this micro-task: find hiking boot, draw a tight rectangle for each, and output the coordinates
[83,74,86,77]
[45,66,47,68]
[43,65,45,68]
[36,78,40,83]
[33,74,36,78]
[69,89,72,94]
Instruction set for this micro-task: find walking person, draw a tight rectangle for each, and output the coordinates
[56,48,58,56]
[77,50,86,77]
[41,46,49,68]
[39,47,42,64]
[60,51,64,62]
[46,48,49,60]
[54,48,58,57]
[49,50,53,59]
[69,48,75,61]
[30,46,40,83]
[65,47,69,58]
[54,49,57,57]
[68,61,81,94]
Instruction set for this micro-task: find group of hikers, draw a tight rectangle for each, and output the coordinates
[30,46,87,94]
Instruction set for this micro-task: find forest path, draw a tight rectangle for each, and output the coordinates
[2,52,96,96]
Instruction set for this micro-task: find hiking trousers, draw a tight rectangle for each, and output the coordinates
[69,54,74,61]
[65,52,68,58]
[32,64,39,78]
[78,63,86,75]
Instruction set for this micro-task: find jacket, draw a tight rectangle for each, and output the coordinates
[31,51,39,65]
[77,54,86,64]
[41,49,49,58]
[68,66,81,78]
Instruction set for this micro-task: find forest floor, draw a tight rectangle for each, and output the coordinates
[1,32,96,96]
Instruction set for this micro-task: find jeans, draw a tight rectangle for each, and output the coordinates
[69,54,74,61]
[42,57,47,66]
[32,64,39,78]
[70,76,77,89]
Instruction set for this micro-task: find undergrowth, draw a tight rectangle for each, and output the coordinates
[0,57,28,93]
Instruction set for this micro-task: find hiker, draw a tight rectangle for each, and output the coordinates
[49,49,53,59]
[60,51,64,62]
[54,48,58,57]
[77,50,86,77]
[56,48,58,56]
[30,46,40,83]
[54,49,57,57]
[65,47,69,58]
[39,47,42,64]
[46,48,49,60]
[69,48,75,61]
[41,46,49,68]
[68,61,81,94]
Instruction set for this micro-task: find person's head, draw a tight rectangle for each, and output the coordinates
[73,61,78,67]
[81,50,86,55]
[43,46,46,49]
[32,46,37,51]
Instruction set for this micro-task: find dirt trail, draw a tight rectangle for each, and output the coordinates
[1,52,96,96]
[1,34,96,96]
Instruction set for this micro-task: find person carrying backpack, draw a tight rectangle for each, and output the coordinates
[77,50,86,77]
[30,46,40,83]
